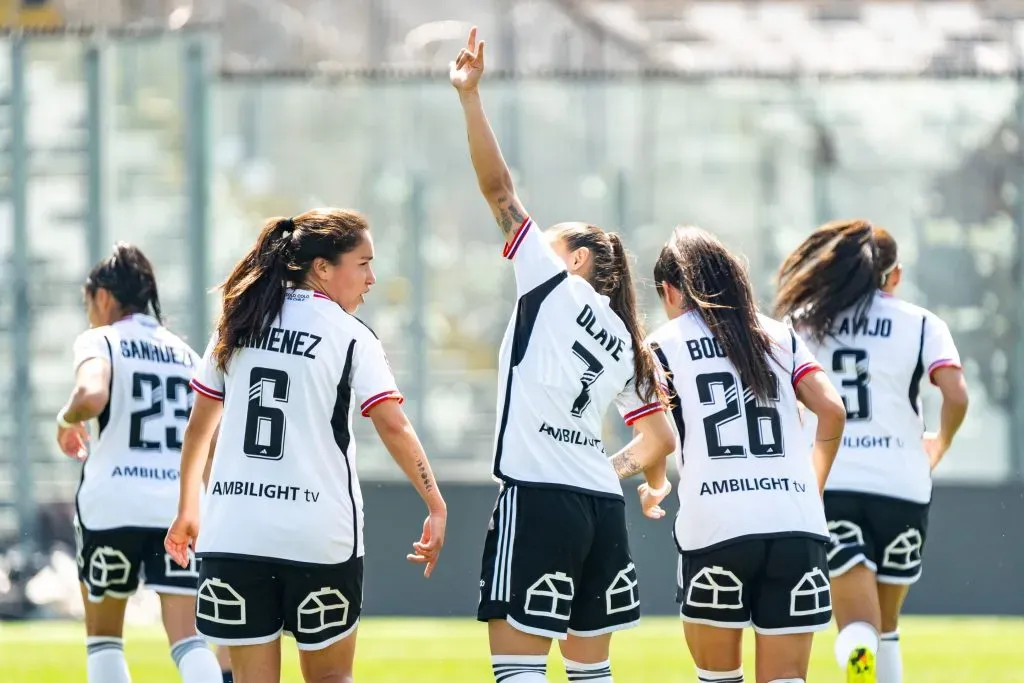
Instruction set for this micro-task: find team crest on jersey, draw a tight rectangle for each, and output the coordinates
[197,578,246,625]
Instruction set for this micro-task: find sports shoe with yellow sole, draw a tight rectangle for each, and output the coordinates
[847,646,877,683]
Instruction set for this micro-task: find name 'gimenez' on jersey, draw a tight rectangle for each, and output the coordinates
[800,291,962,504]
[492,218,663,498]
[73,313,200,531]
[190,288,403,565]
[648,311,829,553]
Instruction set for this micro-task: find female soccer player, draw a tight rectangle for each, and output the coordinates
[56,243,222,683]
[775,220,969,683]
[649,226,847,683]
[451,28,677,683]
[165,208,447,683]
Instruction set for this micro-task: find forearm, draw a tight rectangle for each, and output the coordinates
[60,386,105,423]
[937,397,967,447]
[178,439,210,515]
[642,453,668,491]
[812,426,842,495]
[380,424,446,513]
[609,433,666,480]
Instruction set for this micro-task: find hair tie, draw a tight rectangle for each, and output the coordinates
[280,217,295,236]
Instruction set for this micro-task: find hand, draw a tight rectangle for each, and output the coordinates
[57,422,89,462]
[638,480,672,520]
[923,431,949,471]
[407,511,446,578]
[449,26,485,93]
[164,512,200,569]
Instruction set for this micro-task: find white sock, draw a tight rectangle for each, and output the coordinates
[833,621,879,668]
[564,657,612,682]
[696,666,743,682]
[86,636,132,683]
[879,631,902,682]
[171,636,222,683]
[767,679,804,682]
[492,654,548,681]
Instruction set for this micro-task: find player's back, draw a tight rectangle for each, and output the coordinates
[76,313,199,530]
[194,289,401,565]
[649,311,828,552]
[800,292,961,503]
[493,267,647,497]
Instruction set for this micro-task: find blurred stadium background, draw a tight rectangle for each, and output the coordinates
[0,0,1022,654]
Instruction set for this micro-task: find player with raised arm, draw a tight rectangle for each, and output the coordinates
[775,220,969,683]
[451,28,676,683]
[56,243,223,683]
[650,226,847,683]
[164,209,447,683]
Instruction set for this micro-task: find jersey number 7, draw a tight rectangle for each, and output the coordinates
[570,341,605,417]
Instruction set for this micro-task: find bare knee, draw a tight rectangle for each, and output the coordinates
[830,565,881,630]
[558,633,611,665]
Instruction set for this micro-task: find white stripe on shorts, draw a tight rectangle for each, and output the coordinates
[491,486,518,602]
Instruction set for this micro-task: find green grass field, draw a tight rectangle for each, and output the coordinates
[2,616,1022,681]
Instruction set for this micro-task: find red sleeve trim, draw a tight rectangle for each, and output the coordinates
[792,362,822,387]
[190,378,224,401]
[502,217,532,260]
[928,359,961,384]
[623,402,665,426]
[360,390,404,417]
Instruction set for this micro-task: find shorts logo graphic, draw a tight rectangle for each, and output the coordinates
[524,572,574,620]
[197,578,246,625]
[164,550,199,579]
[826,520,865,562]
[605,563,640,615]
[686,566,743,610]
[882,529,923,571]
[73,517,84,569]
[89,547,132,588]
[790,567,831,616]
[297,587,350,634]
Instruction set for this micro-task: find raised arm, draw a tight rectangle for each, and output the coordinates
[450,27,529,242]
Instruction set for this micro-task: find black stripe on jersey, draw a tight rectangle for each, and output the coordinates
[331,339,359,561]
[652,344,684,463]
[909,315,926,416]
[789,327,798,378]
[97,336,114,436]
[493,271,568,482]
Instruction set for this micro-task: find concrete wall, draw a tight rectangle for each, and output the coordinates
[360,482,1024,617]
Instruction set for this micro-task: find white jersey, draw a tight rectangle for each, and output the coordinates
[73,314,200,531]
[648,311,829,552]
[799,292,961,504]
[492,218,664,498]
[191,289,402,565]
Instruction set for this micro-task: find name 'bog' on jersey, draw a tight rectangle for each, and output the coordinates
[492,219,663,499]
[74,313,200,531]
[800,292,962,504]
[190,289,403,566]
[648,311,829,553]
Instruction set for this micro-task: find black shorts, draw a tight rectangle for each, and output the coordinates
[74,517,199,602]
[195,555,363,651]
[824,491,930,584]
[477,484,640,640]
[677,536,832,635]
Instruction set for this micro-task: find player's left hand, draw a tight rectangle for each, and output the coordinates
[638,480,672,519]
[407,511,447,578]
[57,422,89,462]
[449,26,485,93]
[165,513,200,569]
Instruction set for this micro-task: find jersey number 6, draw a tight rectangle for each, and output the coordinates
[243,366,291,460]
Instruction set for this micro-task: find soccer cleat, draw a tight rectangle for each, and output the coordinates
[847,646,876,683]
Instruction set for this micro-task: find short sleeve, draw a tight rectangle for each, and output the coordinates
[922,314,961,384]
[790,328,823,387]
[503,217,567,297]
[72,328,112,371]
[353,335,404,417]
[190,333,225,401]
[614,376,665,426]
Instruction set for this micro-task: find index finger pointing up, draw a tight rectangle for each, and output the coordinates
[467,26,477,51]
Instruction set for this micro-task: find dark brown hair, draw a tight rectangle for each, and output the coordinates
[85,242,162,322]
[553,222,661,405]
[213,208,370,370]
[774,219,899,344]
[653,226,778,403]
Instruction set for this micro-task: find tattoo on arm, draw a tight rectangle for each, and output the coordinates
[610,448,643,480]
[496,194,526,237]
[415,457,435,494]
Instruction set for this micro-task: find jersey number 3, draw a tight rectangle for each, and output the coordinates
[832,349,871,421]
[696,372,784,459]
[244,367,290,460]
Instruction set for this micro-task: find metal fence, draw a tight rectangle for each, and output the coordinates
[1,26,1022,546]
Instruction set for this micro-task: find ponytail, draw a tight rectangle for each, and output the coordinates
[85,242,163,323]
[212,217,294,370]
[654,226,778,404]
[606,233,659,404]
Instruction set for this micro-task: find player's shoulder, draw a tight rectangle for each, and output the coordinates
[74,324,114,347]
[304,293,381,345]
[647,310,701,347]
[873,293,947,329]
